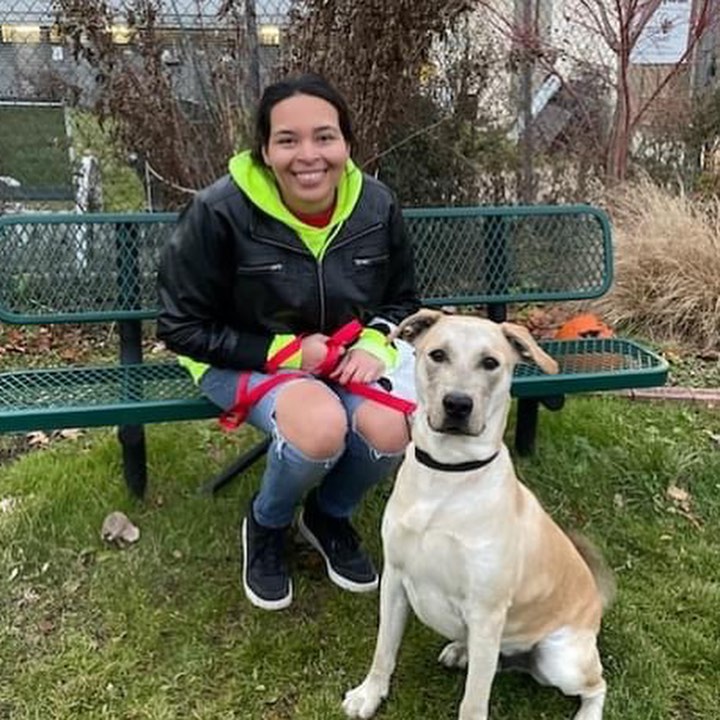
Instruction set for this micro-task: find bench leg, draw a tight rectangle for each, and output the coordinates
[198,436,271,496]
[515,396,566,456]
[540,395,565,412]
[515,398,539,456]
[119,424,147,498]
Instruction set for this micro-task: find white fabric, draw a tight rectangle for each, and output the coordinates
[381,339,416,402]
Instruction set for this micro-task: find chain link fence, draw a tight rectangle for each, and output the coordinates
[0,0,714,212]
[0,0,291,211]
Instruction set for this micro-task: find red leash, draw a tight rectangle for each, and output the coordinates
[218,320,416,430]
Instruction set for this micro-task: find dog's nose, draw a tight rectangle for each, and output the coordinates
[442,392,473,419]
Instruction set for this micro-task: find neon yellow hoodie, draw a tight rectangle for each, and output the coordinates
[229,150,362,259]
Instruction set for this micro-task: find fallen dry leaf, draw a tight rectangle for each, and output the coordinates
[662,347,684,364]
[26,431,50,447]
[101,511,140,547]
[665,484,703,529]
[666,484,691,511]
[38,618,55,635]
[59,347,80,362]
[57,428,83,441]
[0,497,18,514]
[703,429,720,447]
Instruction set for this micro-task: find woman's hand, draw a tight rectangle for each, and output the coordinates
[300,333,338,371]
[329,348,385,385]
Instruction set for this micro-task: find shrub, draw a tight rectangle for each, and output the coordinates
[595,180,720,350]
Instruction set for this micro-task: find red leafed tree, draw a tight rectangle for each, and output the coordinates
[576,0,716,181]
[480,0,718,182]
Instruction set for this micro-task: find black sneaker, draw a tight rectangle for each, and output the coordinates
[298,489,378,592]
[241,499,292,611]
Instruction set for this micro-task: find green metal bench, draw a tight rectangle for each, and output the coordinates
[0,208,668,497]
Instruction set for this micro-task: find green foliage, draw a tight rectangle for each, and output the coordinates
[69,111,145,212]
[684,86,720,155]
[1,397,719,718]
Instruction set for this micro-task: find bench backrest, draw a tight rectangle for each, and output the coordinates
[0,206,612,324]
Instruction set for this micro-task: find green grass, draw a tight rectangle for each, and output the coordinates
[1,396,719,719]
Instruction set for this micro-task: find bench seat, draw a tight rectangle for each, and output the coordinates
[0,336,667,434]
[0,362,216,432]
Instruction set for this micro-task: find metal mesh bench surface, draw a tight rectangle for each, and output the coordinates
[0,363,217,432]
[405,205,611,306]
[0,213,175,323]
[0,338,667,432]
[0,207,611,322]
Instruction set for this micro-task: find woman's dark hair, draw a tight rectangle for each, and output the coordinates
[251,73,354,163]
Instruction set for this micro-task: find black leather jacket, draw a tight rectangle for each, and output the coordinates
[157,173,419,370]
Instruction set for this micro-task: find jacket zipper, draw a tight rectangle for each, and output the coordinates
[316,223,383,329]
[316,260,326,330]
[353,254,389,268]
[236,262,283,274]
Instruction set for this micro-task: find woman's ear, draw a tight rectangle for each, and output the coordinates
[261,146,271,167]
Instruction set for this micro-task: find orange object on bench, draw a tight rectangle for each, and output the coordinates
[555,313,614,340]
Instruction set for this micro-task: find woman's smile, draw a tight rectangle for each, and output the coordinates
[262,93,350,215]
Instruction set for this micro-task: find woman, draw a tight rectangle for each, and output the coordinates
[157,74,419,611]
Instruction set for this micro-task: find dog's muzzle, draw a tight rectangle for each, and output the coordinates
[439,392,473,434]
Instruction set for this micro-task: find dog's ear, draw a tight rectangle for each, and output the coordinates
[391,309,445,345]
[501,323,559,374]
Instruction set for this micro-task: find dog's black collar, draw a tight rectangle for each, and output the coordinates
[414,446,500,473]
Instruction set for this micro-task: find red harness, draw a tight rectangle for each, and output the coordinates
[218,320,416,431]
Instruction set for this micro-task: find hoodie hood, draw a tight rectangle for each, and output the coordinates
[228,150,364,258]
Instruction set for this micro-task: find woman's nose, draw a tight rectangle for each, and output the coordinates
[296,138,319,161]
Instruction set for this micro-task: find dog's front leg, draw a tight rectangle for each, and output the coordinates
[343,565,409,719]
[458,610,506,720]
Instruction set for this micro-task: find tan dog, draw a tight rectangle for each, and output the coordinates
[343,310,614,720]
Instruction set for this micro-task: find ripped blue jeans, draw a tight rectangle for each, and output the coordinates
[199,368,408,528]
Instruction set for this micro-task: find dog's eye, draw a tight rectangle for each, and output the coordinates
[429,349,447,363]
[481,356,500,370]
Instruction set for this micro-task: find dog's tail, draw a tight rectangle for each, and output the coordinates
[567,531,617,610]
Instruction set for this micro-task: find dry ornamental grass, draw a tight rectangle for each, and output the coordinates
[595,180,720,351]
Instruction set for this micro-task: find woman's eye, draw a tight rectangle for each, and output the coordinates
[481,356,499,370]
[429,349,447,363]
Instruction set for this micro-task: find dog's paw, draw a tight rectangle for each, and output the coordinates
[438,641,468,669]
[342,677,388,719]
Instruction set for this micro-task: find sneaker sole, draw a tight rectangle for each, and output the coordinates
[241,518,293,611]
[297,512,379,593]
